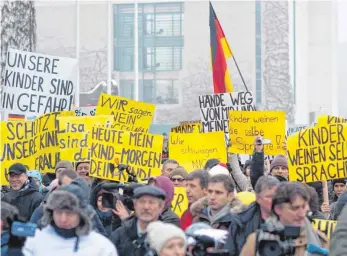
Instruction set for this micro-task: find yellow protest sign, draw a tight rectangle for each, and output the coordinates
[171,187,189,217]
[58,115,114,163]
[169,132,227,172]
[317,115,347,126]
[312,219,337,239]
[89,126,163,182]
[0,111,74,185]
[171,122,202,133]
[228,111,286,155]
[96,93,155,133]
[287,124,347,182]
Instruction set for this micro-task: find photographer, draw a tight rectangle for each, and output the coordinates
[1,202,26,256]
[240,182,328,256]
[90,181,131,236]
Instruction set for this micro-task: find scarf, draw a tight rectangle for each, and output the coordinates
[207,203,231,226]
[96,209,113,218]
[18,179,30,192]
[51,223,79,252]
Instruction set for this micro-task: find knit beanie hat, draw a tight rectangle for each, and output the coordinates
[147,221,187,254]
[154,176,174,208]
[55,160,74,171]
[332,178,346,187]
[209,164,230,177]
[170,167,188,179]
[270,154,288,172]
[27,170,43,191]
[244,160,252,172]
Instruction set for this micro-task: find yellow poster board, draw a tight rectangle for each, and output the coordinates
[171,187,189,218]
[58,115,114,163]
[287,124,347,182]
[228,111,286,156]
[0,111,73,185]
[96,93,155,133]
[317,115,347,126]
[89,126,163,182]
[171,122,202,133]
[169,132,227,172]
[312,219,337,239]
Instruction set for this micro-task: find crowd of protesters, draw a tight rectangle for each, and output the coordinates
[1,136,347,256]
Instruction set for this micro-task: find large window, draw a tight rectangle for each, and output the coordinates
[143,80,179,104]
[114,2,184,72]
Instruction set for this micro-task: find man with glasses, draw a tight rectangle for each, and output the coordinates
[169,167,188,187]
[2,163,43,221]
[240,182,328,255]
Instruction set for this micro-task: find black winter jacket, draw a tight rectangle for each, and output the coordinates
[2,177,42,222]
[160,207,180,227]
[225,202,264,255]
[110,215,148,256]
[250,152,264,188]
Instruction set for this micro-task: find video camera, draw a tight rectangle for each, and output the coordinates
[100,181,144,211]
[257,224,301,256]
[186,224,229,256]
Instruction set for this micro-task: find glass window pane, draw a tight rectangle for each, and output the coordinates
[120,80,134,99]
[156,80,179,104]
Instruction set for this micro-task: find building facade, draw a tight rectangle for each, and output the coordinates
[1,0,343,127]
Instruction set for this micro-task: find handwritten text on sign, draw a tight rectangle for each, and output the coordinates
[228,111,286,155]
[317,115,347,126]
[89,126,163,182]
[199,92,255,135]
[171,187,189,218]
[58,116,114,163]
[74,106,96,116]
[1,49,78,115]
[0,111,73,185]
[96,93,155,133]
[312,219,337,239]
[171,122,202,133]
[169,132,227,172]
[287,124,347,183]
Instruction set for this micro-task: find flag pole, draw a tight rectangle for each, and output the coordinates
[75,0,80,107]
[231,55,249,92]
[107,0,112,95]
[134,0,139,101]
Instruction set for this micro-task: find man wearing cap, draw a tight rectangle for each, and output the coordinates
[110,186,166,256]
[2,163,43,222]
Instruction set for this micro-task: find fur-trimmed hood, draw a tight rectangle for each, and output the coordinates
[190,196,246,218]
[40,190,92,236]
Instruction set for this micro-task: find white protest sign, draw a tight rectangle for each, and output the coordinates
[74,106,96,116]
[1,48,78,115]
[286,124,310,138]
[199,91,255,135]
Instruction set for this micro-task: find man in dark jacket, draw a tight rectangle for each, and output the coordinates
[191,175,244,230]
[2,163,42,222]
[111,186,166,256]
[225,175,280,255]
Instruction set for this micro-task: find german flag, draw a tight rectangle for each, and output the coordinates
[8,114,25,121]
[209,2,234,93]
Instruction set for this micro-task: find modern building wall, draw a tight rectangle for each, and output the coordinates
[3,1,341,125]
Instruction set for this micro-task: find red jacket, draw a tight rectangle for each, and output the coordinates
[180,208,193,230]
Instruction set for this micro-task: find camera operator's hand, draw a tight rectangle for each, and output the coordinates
[112,200,130,221]
[254,136,264,152]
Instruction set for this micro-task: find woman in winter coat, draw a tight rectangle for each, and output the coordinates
[321,179,346,219]
[147,221,187,256]
[90,181,130,237]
